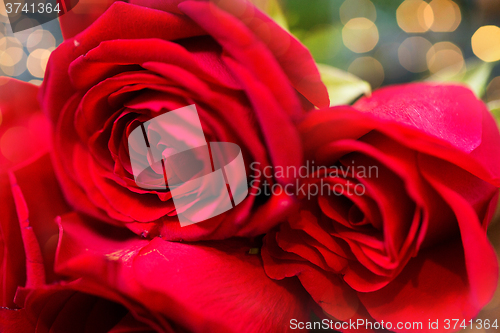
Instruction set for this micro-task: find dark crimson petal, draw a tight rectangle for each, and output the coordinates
[108,312,158,333]
[3,282,149,333]
[2,155,71,304]
[354,83,483,154]
[0,308,35,333]
[57,0,329,108]
[358,239,479,333]
[67,39,224,92]
[262,231,359,321]
[9,154,71,287]
[55,213,311,333]
[0,174,25,308]
[374,102,500,188]
[59,0,190,40]
[58,0,116,39]
[179,1,302,118]
[222,57,303,183]
[419,154,498,308]
[357,159,498,331]
[51,95,123,225]
[299,107,373,159]
[208,0,329,108]
[40,2,205,123]
[308,102,500,187]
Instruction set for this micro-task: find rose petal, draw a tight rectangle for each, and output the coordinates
[55,213,311,333]
[354,83,482,154]
[41,2,205,123]
[419,154,499,308]
[209,0,329,108]
[0,174,25,308]
[178,1,303,117]
[262,231,359,321]
[358,239,478,332]
[58,0,116,39]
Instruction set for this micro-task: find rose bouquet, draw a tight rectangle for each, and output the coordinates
[0,0,499,332]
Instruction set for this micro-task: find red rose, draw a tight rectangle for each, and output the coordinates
[0,153,312,332]
[0,153,133,333]
[262,83,500,331]
[40,0,328,241]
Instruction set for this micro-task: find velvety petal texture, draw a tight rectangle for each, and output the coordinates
[40,0,328,241]
[54,212,311,333]
[0,154,311,332]
[262,83,500,332]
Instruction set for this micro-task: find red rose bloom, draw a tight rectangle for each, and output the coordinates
[40,0,329,240]
[262,83,500,331]
[0,78,312,333]
[0,154,311,333]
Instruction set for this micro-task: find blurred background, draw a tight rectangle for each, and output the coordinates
[280,0,500,106]
[0,0,63,85]
[0,0,499,330]
[1,0,500,95]
[287,1,498,80]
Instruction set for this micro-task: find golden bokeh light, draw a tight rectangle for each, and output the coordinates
[397,0,434,33]
[0,36,22,53]
[29,79,43,86]
[428,0,461,32]
[472,25,500,62]
[0,49,27,76]
[0,46,23,65]
[0,36,25,76]
[398,37,432,73]
[342,17,379,53]
[0,52,14,67]
[339,0,377,25]
[27,48,51,78]
[348,56,385,88]
[26,29,56,52]
[426,41,464,76]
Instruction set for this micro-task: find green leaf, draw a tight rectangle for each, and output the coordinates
[425,60,495,98]
[488,100,500,123]
[317,63,371,106]
[299,25,342,64]
[254,0,289,30]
